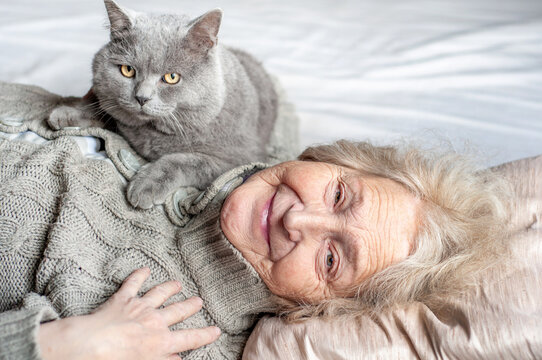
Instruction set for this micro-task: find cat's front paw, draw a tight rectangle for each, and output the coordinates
[127,163,180,209]
[48,106,102,130]
[48,106,85,129]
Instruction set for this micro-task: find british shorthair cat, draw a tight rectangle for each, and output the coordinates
[48,0,278,209]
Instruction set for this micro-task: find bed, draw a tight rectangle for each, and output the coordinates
[1,0,541,358]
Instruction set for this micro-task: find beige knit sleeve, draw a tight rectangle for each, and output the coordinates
[0,294,59,360]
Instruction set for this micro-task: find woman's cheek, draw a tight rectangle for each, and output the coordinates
[221,193,249,243]
[268,258,316,300]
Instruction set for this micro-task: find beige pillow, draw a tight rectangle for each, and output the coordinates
[243,155,542,359]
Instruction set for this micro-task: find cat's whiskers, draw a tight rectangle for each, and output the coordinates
[63,99,114,128]
[164,112,184,137]
[185,108,207,130]
[94,99,120,127]
[117,98,138,112]
[92,99,115,115]
[80,102,102,114]
[165,111,193,152]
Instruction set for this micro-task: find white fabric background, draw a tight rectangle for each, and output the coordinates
[0,0,541,166]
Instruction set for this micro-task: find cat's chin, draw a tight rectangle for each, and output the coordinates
[115,112,178,134]
[117,106,159,121]
[114,112,155,128]
[140,107,163,117]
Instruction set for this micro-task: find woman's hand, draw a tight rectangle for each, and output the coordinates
[39,268,220,360]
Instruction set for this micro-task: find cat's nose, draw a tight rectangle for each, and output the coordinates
[135,96,151,106]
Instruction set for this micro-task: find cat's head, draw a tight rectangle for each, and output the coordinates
[92,0,225,132]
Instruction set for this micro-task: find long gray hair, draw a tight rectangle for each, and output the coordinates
[276,140,510,320]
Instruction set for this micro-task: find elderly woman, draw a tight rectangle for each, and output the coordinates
[0,111,510,360]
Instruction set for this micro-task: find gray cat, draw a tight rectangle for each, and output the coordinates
[46,0,277,209]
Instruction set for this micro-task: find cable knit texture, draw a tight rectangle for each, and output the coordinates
[0,117,283,360]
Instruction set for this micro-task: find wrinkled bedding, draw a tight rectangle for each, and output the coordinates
[0,0,541,166]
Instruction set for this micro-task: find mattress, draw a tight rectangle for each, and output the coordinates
[0,0,541,166]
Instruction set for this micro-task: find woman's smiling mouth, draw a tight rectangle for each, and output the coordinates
[261,191,276,247]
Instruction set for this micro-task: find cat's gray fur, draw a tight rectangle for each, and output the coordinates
[37,0,277,208]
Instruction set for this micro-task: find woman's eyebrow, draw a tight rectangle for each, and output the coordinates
[331,176,368,288]
[344,174,365,212]
[325,177,334,205]
[328,231,366,293]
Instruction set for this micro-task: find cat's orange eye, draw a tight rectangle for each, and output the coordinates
[162,73,181,85]
[119,65,135,78]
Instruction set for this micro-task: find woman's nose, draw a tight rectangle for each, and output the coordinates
[283,209,330,242]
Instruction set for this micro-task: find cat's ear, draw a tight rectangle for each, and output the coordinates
[103,0,135,40]
[185,9,223,53]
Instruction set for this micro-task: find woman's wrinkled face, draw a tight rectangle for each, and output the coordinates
[220,161,421,303]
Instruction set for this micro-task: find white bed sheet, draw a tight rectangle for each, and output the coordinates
[0,0,541,166]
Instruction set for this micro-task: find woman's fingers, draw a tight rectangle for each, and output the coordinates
[117,267,151,298]
[161,297,203,326]
[169,326,221,354]
[142,280,182,308]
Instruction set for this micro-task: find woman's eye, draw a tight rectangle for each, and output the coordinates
[334,187,342,205]
[119,65,135,78]
[162,72,181,84]
[325,249,334,268]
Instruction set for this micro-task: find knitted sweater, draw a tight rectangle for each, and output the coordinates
[0,79,299,360]
[0,120,296,360]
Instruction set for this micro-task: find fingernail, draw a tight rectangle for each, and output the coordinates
[192,297,203,306]
[214,327,221,336]
[175,281,182,290]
